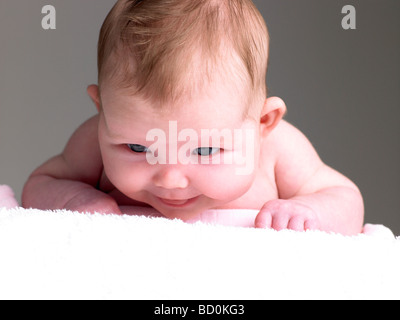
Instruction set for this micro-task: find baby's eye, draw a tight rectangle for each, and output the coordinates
[194,147,220,156]
[127,144,150,153]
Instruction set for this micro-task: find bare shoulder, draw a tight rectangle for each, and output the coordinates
[269,120,315,147]
[62,115,103,182]
[63,115,101,158]
[32,115,103,186]
[266,120,324,198]
[267,119,359,199]
[265,120,321,163]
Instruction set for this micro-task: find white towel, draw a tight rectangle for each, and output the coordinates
[0,206,399,300]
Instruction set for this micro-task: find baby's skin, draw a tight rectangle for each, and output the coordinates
[22,80,364,235]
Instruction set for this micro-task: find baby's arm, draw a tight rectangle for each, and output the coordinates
[22,116,121,214]
[255,121,364,235]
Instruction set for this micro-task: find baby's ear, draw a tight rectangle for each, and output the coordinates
[260,97,287,136]
[87,85,101,112]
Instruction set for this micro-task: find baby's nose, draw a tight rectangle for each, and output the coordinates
[152,166,189,189]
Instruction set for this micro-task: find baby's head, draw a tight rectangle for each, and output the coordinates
[88,0,286,220]
[98,0,269,117]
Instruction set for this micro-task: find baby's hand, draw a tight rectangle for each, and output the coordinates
[255,199,320,232]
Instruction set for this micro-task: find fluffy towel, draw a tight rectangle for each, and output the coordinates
[0,206,399,300]
[0,185,399,299]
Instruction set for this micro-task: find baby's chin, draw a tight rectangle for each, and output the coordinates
[150,195,226,221]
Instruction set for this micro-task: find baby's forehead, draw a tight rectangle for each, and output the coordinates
[101,82,250,130]
[103,69,250,110]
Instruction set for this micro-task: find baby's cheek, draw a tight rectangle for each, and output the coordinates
[193,165,254,201]
[104,158,148,194]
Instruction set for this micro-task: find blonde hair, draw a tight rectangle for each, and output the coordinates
[98,0,269,113]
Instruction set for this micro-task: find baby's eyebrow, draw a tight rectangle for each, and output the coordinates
[104,125,141,142]
[108,131,127,140]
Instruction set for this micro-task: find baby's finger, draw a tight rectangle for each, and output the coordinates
[271,213,290,231]
[288,216,305,231]
[254,210,272,229]
[304,219,318,231]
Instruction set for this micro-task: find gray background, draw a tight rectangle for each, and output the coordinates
[1,1,399,234]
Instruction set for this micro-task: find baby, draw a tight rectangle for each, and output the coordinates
[22,0,364,235]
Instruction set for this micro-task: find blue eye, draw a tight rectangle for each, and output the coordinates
[194,147,220,156]
[127,144,149,153]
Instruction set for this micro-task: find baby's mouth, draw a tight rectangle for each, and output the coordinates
[157,196,200,208]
